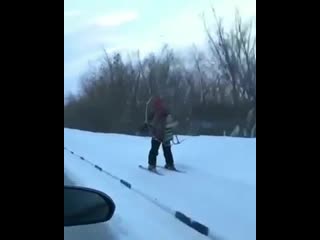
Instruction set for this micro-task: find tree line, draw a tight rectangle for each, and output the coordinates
[64,10,256,138]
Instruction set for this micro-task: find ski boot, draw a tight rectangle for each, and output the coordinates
[164,164,176,171]
[148,164,156,171]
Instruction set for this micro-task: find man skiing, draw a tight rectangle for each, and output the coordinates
[145,96,178,171]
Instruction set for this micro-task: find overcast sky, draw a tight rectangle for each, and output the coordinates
[64,0,256,95]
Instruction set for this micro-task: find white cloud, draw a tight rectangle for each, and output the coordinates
[157,8,206,47]
[64,10,82,17]
[92,10,138,27]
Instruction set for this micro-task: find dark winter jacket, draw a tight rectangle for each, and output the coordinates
[147,97,168,141]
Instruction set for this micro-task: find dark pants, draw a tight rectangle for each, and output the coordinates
[148,138,174,167]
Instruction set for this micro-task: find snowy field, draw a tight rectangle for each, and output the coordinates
[64,128,256,240]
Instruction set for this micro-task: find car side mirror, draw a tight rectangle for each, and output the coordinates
[64,186,116,227]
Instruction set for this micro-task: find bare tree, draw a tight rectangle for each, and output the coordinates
[64,10,256,137]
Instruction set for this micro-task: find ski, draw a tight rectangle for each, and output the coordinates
[157,165,186,173]
[138,165,164,175]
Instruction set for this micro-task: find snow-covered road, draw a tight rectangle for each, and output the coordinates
[64,128,256,240]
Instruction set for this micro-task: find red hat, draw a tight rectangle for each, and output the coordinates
[153,96,167,115]
[154,97,163,108]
